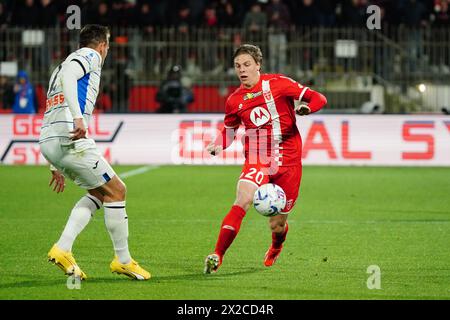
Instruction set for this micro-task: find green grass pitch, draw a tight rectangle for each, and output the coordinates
[0,165,449,300]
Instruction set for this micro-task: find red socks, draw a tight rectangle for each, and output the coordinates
[214,205,246,258]
[272,222,289,249]
[214,206,289,259]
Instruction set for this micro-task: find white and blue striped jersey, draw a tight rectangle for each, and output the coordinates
[39,47,102,143]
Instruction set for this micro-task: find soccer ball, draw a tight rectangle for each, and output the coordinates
[253,183,287,217]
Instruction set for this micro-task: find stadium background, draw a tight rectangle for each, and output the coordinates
[0,0,449,114]
[0,0,449,301]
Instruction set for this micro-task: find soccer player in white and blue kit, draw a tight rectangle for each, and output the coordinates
[40,25,150,280]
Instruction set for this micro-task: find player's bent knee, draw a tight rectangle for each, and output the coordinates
[114,181,127,200]
[101,176,127,202]
[117,180,127,197]
[88,189,104,203]
[270,220,285,234]
[235,190,254,211]
[234,197,252,212]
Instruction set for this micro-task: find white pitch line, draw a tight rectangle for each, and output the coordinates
[119,165,159,180]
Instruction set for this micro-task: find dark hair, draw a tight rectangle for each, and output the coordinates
[79,24,110,48]
[233,44,263,65]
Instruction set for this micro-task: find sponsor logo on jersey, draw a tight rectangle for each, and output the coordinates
[250,107,271,127]
[45,93,65,112]
[243,91,263,100]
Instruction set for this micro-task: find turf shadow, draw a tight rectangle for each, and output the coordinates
[0,279,72,289]
[151,267,264,282]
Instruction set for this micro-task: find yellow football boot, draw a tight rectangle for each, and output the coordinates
[110,256,151,280]
[47,244,87,280]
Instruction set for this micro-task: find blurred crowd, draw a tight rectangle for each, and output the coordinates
[0,0,449,30]
[0,0,449,113]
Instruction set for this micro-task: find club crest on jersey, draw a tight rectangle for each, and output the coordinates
[243,91,262,100]
[250,107,271,127]
[263,91,273,101]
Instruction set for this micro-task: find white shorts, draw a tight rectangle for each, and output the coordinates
[40,137,116,190]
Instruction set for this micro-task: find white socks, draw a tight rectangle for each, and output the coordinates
[104,201,131,264]
[56,196,132,265]
[56,194,102,252]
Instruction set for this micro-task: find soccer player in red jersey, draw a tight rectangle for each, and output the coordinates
[204,44,327,273]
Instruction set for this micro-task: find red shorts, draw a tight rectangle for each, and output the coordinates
[239,162,302,213]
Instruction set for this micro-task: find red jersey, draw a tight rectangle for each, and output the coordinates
[223,74,321,167]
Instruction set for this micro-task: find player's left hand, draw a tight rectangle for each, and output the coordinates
[295,103,311,116]
[70,118,87,141]
[206,142,223,156]
[49,169,66,193]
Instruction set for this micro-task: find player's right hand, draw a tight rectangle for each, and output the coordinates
[49,169,65,193]
[295,103,311,116]
[206,142,223,156]
[70,118,87,141]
